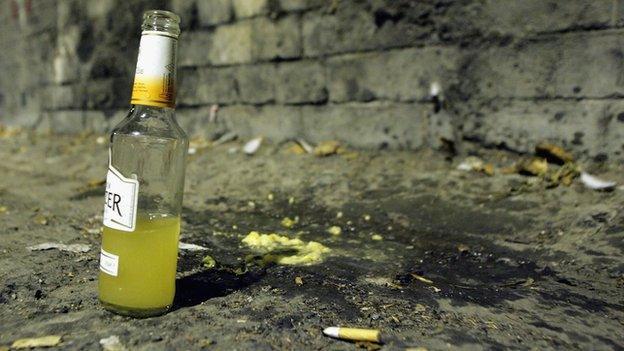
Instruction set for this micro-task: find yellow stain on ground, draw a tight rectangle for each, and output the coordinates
[281,216,297,229]
[327,226,342,236]
[242,231,330,266]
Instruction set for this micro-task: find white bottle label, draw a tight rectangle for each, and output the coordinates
[131,31,177,108]
[99,248,119,276]
[103,159,139,232]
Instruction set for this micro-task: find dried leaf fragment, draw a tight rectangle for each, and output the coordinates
[12,335,61,349]
[516,157,548,176]
[314,140,341,157]
[535,142,574,164]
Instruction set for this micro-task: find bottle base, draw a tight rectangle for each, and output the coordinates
[100,300,171,318]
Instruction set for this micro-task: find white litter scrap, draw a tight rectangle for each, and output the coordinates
[243,137,263,155]
[27,243,91,253]
[580,172,616,191]
[178,242,208,251]
[457,156,484,171]
[429,81,442,97]
[208,104,219,123]
[296,139,314,154]
[213,131,237,146]
[100,335,126,351]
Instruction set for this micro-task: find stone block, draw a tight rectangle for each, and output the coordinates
[45,110,106,134]
[45,84,82,110]
[85,79,130,109]
[251,16,302,60]
[301,102,430,149]
[179,31,213,67]
[209,22,254,64]
[276,60,327,104]
[198,0,233,26]
[178,67,239,105]
[279,0,322,12]
[232,0,270,18]
[479,0,616,35]
[461,99,624,158]
[470,31,624,99]
[302,3,433,56]
[170,0,197,29]
[219,105,301,141]
[328,47,458,103]
[235,64,276,104]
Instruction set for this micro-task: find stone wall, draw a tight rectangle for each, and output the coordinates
[2,0,624,161]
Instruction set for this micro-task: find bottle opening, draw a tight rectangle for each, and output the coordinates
[142,10,181,38]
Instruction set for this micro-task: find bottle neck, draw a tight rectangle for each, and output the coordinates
[130,32,178,109]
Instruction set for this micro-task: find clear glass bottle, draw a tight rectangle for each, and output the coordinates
[98,10,188,318]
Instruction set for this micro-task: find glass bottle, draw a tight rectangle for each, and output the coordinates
[98,10,188,317]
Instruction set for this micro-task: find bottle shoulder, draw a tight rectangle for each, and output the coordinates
[111,105,188,143]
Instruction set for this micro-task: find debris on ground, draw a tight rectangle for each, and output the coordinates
[410,273,434,285]
[457,244,470,253]
[323,327,381,343]
[296,139,314,154]
[83,226,102,235]
[281,216,298,229]
[99,335,126,351]
[580,172,617,191]
[456,156,494,176]
[202,255,217,269]
[96,136,107,145]
[327,226,342,236]
[314,140,341,157]
[179,242,209,251]
[371,234,383,241]
[212,131,237,146]
[294,276,303,286]
[242,231,330,265]
[12,335,62,349]
[355,341,383,351]
[188,136,211,155]
[27,243,90,253]
[286,142,307,155]
[363,214,371,221]
[267,193,274,201]
[286,139,314,155]
[208,104,219,123]
[0,206,7,214]
[243,137,263,155]
[33,214,49,225]
[545,162,579,187]
[515,157,548,176]
[535,142,574,165]
[0,124,22,138]
[82,179,106,190]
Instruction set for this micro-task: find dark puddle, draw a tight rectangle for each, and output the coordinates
[173,269,261,310]
[178,192,620,318]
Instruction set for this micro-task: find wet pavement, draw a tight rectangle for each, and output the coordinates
[0,132,623,350]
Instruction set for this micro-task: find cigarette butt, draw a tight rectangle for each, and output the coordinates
[323,327,381,343]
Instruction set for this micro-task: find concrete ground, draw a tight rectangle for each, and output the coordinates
[0,131,623,350]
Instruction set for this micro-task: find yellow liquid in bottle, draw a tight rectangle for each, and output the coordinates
[99,215,180,317]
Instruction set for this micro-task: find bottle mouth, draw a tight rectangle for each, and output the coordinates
[142,10,181,37]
